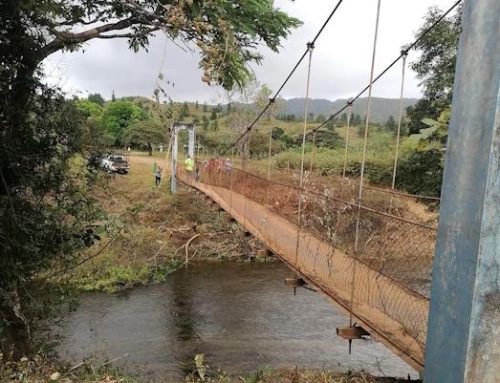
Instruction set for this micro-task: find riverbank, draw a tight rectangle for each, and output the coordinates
[0,356,419,383]
[60,155,269,293]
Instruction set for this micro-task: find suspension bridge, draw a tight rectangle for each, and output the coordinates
[177,165,433,372]
[165,0,500,381]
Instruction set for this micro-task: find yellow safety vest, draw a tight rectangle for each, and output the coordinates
[185,158,194,171]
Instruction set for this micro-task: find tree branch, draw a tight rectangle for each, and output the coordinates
[96,27,159,39]
[55,12,106,27]
[41,17,137,59]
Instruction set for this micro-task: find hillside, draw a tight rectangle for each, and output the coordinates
[120,96,418,125]
[279,97,419,123]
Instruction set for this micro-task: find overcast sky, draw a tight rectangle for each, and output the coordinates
[42,0,458,104]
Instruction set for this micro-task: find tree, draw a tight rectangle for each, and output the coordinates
[179,102,190,120]
[397,108,450,197]
[354,114,362,126]
[202,103,208,113]
[226,80,260,167]
[249,131,269,158]
[1,7,103,356]
[10,0,300,92]
[1,84,102,357]
[75,99,103,120]
[254,84,276,119]
[324,119,335,130]
[195,101,199,110]
[320,130,344,149]
[101,101,147,143]
[87,93,105,106]
[75,100,113,149]
[407,6,461,134]
[272,127,285,140]
[315,114,326,123]
[124,120,165,149]
[210,110,218,120]
[279,134,295,148]
[201,115,210,130]
[385,115,396,132]
[210,119,219,131]
[0,0,301,358]
[111,90,116,102]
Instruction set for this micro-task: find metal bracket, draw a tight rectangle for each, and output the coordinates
[285,277,306,296]
[284,277,317,295]
[336,325,370,355]
[336,325,370,340]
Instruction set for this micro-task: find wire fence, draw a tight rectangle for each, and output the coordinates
[178,162,434,370]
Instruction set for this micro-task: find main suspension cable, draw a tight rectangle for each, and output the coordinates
[307,0,463,137]
[221,0,346,156]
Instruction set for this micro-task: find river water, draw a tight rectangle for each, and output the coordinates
[55,262,417,381]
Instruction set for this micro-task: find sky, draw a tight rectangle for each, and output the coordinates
[42,0,458,104]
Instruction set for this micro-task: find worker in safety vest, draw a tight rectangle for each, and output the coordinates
[185,155,194,181]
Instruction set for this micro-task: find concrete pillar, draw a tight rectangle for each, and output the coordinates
[188,127,195,159]
[424,1,500,382]
[171,127,178,194]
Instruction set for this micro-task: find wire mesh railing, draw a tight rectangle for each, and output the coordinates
[238,163,439,227]
[178,161,434,370]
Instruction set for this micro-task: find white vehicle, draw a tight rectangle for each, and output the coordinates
[100,154,130,174]
[101,157,115,172]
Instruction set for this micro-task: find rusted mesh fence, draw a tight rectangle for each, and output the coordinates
[178,162,435,369]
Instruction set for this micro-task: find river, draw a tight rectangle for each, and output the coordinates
[55,262,417,381]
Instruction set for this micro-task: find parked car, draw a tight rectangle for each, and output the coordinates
[109,154,130,174]
[101,153,130,174]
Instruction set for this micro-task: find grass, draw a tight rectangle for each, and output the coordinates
[183,355,420,383]
[0,355,419,383]
[61,157,268,293]
[167,109,401,187]
[270,129,398,184]
[0,355,140,383]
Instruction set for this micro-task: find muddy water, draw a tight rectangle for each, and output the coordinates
[55,262,417,381]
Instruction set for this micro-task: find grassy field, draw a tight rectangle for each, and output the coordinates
[124,98,412,191]
[161,101,402,186]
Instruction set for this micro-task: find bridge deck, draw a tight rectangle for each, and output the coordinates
[181,174,429,372]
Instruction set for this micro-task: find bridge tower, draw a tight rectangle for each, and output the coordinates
[424,0,500,382]
[170,122,196,194]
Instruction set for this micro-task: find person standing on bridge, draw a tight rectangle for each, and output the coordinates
[185,155,194,182]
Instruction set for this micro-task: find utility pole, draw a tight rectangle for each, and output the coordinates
[424,1,500,382]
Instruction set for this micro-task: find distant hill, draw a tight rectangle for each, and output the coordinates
[110,96,418,125]
[279,97,419,124]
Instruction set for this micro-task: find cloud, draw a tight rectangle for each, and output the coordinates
[42,0,457,103]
